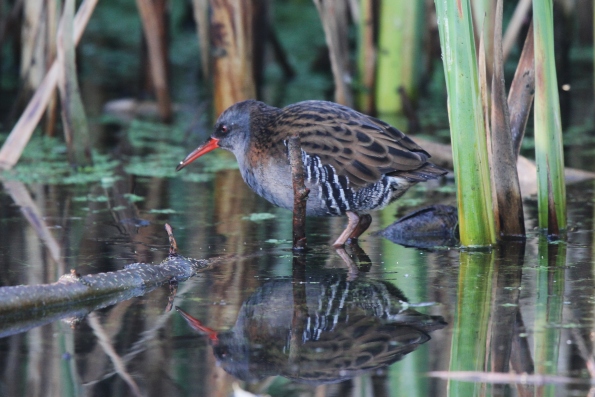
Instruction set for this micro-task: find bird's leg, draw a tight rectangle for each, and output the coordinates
[347,214,372,243]
[332,211,361,248]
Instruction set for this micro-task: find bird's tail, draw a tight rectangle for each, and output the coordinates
[394,162,449,182]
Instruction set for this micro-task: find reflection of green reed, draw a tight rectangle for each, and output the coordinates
[534,238,566,396]
[433,0,496,247]
[59,322,81,396]
[448,250,494,397]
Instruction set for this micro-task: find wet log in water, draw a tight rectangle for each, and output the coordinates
[0,225,210,337]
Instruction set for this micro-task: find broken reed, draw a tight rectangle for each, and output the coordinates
[434,0,496,247]
[533,0,567,235]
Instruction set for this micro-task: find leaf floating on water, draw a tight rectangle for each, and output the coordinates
[123,193,145,202]
[148,208,177,214]
[73,194,109,202]
[264,239,291,244]
[242,213,277,222]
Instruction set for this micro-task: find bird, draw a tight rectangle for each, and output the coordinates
[176,100,448,247]
[175,271,447,384]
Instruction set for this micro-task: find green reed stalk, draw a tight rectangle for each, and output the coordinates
[533,0,567,235]
[448,251,494,396]
[375,0,424,114]
[434,0,496,247]
[356,0,375,113]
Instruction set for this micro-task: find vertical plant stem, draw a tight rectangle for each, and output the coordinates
[210,0,257,116]
[44,0,60,138]
[471,0,495,75]
[57,0,92,166]
[434,0,496,247]
[136,0,172,122]
[191,0,210,80]
[508,23,535,158]
[490,0,524,237]
[0,0,98,170]
[20,0,46,90]
[375,0,424,114]
[356,0,375,113]
[312,0,353,106]
[533,0,567,235]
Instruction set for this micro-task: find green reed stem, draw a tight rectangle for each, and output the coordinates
[533,0,567,235]
[434,0,496,247]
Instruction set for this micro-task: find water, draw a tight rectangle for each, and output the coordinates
[0,161,594,396]
[1,2,594,392]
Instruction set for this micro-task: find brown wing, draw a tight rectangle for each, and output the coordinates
[275,100,432,187]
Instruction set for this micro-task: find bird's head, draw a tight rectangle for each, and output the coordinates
[176,100,267,171]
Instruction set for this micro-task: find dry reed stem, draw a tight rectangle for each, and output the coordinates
[312,0,353,107]
[57,0,92,166]
[508,23,535,159]
[0,0,98,170]
[191,0,210,80]
[491,0,525,237]
[210,0,257,116]
[135,0,172,122]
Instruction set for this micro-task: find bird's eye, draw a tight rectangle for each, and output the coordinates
[220,125,229,133]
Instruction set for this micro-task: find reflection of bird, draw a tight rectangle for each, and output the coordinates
[176,100,447,246]
[176,272,447,384]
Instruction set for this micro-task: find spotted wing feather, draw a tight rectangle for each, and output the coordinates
[275,100,437,188]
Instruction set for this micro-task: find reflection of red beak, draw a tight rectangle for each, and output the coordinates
[175,306,219,343]
[176,137,220,171]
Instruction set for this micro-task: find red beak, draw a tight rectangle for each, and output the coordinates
[176,137,220,171]
[175,306,219,343]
